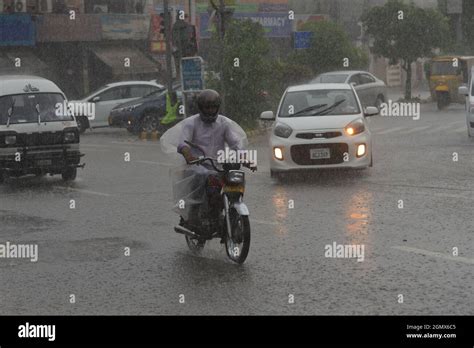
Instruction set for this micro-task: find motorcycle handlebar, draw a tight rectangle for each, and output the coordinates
[188,157,256,173]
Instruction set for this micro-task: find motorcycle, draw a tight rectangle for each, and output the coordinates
[174,141,255,264]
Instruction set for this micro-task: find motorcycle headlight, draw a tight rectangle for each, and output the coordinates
[5,135,16,145]
[274,122,293,138]
[226,170,245,185]
[64,131,76,143]
[345,119,365,136]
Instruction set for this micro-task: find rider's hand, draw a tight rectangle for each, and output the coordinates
[180,146,197,164]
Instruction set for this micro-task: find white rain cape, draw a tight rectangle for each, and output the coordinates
[160,114,248,219]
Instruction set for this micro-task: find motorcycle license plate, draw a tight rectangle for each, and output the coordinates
[224,185,245,193]
[310,148,330,159]
[36,159,52,166]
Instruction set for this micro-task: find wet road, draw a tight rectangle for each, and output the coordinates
[0,103,473,315]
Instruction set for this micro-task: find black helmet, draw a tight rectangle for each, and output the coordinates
[197,89,221,123]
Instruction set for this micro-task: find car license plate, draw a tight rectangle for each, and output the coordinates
[310,148,331,159]
[36,159,52,166]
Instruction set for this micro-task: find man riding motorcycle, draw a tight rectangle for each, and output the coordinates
[164,89,251,236]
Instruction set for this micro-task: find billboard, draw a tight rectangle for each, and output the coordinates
[199,12,291,38]
[0,14,35,46]
[101,14,150,40]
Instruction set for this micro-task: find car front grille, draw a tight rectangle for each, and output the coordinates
[291,143,349,165]
[295,131,342,139]
[17,132,65,146]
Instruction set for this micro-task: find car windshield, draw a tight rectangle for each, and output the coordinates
[279,89,360,117]
[0,93,72,125]
[431,61,459,75]
[314,74,348,83]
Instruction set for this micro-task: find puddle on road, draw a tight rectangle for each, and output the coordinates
[0,210,62,236]
[0,237,149,267]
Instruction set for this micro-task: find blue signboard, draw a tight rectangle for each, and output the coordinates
[0,14,35,46]
[199,12,291,39]
[294,31,312,49]
[181,56,204,91]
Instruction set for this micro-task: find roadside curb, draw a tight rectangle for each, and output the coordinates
[246,126,271,138]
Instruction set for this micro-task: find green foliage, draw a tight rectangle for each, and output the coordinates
[206,18,368,127]
[362,0,450,65]
[293,20,369,75]
[462,0,474,53]
[362,0,450,98]
[207,19,271,128]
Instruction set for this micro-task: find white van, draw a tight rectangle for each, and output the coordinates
[458,67,474,137]
[0,75,84,183]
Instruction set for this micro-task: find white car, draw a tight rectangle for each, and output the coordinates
[70,81,165,132]
[311,71,387,108]
[260,83,378,179]
[458,67,474,137]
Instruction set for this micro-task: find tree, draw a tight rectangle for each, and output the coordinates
[292,20,369,77]
[362,0,450,99]
[207,19,271,128]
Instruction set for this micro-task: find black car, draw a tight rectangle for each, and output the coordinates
[109,89,184,134]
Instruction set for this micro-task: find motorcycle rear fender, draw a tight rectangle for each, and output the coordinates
[232,202,249,216]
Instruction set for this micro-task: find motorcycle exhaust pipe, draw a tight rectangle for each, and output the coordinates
[174,225,200,238]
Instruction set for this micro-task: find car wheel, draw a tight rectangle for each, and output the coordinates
[62,167,77,182]
[76,116,88,134]
[375,95,384,109]
[271,170,288,182]
[140,111,159,133]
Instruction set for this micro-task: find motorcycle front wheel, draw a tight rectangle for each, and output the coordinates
[225,209,251,264]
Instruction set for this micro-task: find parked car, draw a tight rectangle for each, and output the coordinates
[311,71,387,108]
[0,75,84,183]
[260,83,378,180]
[457,66,474,137]
[109,89,183,134]
[70,81,165,133]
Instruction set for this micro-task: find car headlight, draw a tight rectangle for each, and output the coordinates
[5,135,16,145]
[126,103,143,112]
[345,119,365,136]
[274,122,293,138]
[64,132,76,143]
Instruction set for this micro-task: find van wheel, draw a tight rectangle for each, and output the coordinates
[76,116,88,134]
[62,168,77,181]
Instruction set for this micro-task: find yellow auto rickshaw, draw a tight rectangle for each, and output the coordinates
[428,55,474,110]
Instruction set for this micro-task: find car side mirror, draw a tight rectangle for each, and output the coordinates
[260,111,275,121]
[351,82,358,87]
[364,106,379,117]
[92,96,101,103]
[458,85,469,96]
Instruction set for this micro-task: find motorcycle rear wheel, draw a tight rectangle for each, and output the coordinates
[225,210,251,264]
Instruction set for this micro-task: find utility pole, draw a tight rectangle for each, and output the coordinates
[164,0,173,96]
[210,0,227,112]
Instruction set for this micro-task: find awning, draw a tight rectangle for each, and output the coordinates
[92,46,159,76]
[0,49,49,75]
